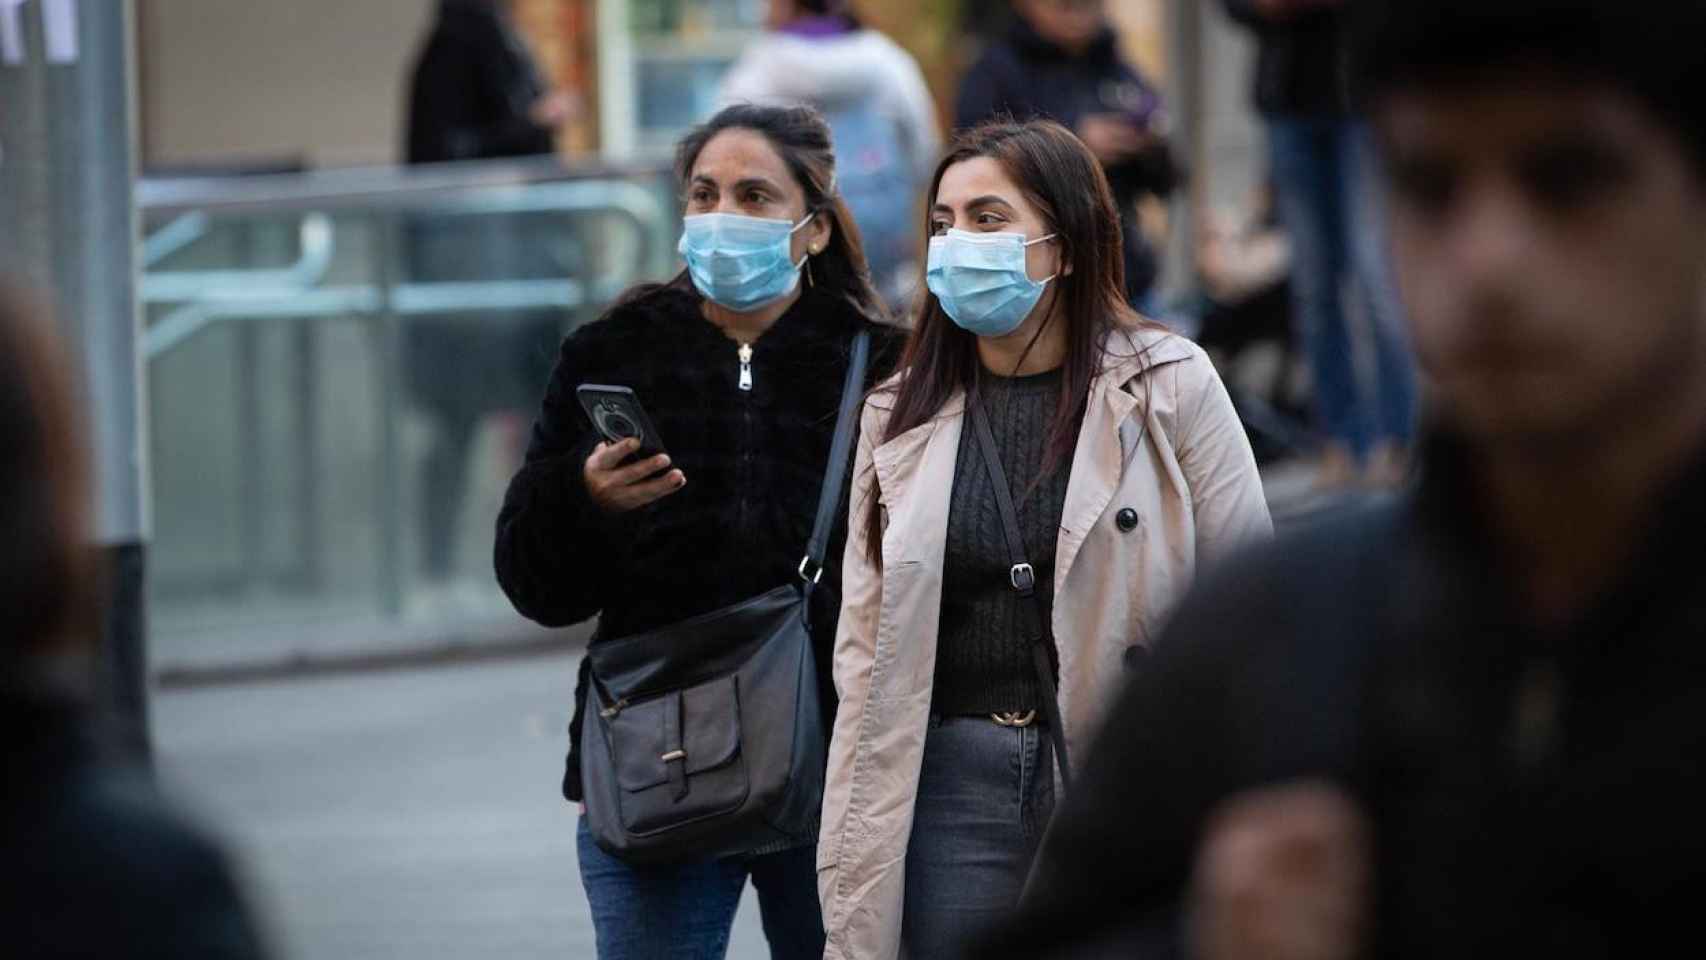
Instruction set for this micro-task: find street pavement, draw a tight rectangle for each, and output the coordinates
[153,652,769,959]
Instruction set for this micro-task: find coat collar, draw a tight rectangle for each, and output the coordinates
[867,325,1197,579]
[867,324,1193,417]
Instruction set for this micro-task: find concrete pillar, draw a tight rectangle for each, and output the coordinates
[0,0,150,759]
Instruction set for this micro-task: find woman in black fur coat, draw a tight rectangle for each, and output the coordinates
[494,103,895,959]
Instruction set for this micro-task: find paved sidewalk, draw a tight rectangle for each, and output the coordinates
[154,651,771,959]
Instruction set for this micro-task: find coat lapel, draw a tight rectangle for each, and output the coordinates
[1053,331,1194,596]
[1055,380,1137,597]
[871,393,964,568]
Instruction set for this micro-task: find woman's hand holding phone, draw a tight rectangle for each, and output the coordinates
[583,438,686,513]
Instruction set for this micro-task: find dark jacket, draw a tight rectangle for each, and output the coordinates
[406,0,554,164]
[4,695,268,959]
[494,284,894,801]
[979,434,1706,958]
[954,19,1178,300]
[1222,0,1349,117]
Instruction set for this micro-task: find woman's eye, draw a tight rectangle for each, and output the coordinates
[929,221,950,235]
[976,212,1007,227]
[745,191,769,205]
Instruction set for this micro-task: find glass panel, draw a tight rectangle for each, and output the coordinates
[140,164,678,666]
[625,0,762,150]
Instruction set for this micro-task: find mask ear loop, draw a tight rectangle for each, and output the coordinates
[793,209,820,284]
[1023,233,1060,284]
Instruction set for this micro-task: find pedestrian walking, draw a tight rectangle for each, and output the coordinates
[494,103,895,960]
[817,118,1270,960]
[1224,0,1418,487]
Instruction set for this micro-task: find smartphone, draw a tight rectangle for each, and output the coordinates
[576,384,667,460]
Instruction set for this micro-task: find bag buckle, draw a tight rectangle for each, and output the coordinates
[798,556,824,585]
[1009,563,1035,594]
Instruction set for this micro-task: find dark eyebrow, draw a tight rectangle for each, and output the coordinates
[734,177,783,193]
[688,175,783,191]
[931,195,1016,216]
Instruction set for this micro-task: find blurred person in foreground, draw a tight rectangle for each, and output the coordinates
[955,0,1178,311]
[1224,0,1417,488]
[976,1,1706,957]
[720,0,941,313]
[0,289,268,958]
[404,0,578,584]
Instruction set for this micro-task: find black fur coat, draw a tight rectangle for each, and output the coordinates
[494,283,893,801]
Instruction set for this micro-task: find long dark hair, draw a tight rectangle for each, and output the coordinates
[0,287,94,670]
[633,103,888,324]
[864,118,1159,562]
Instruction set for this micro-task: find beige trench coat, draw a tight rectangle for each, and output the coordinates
[817,327,1273,959]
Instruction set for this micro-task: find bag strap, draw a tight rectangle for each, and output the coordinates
[969,399,1073,790]
[799,328,871,591]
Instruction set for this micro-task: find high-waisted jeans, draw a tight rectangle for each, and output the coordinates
[902,715,1057,959]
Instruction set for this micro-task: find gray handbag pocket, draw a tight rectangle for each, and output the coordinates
[606,674,748,836]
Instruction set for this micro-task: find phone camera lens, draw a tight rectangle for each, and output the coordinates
[595,403,638,440]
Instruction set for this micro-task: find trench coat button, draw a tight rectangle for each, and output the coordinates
[1123,644,1150,672]
[1115,507,1140,532]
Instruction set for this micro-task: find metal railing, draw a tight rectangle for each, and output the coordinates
[139,156,678,659]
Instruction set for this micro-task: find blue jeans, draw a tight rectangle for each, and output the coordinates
[903,716,1056,959]
[576,817,824,960]
[1267,116,1418,459]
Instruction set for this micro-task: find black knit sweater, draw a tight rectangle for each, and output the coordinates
[493,283,893,801]
[934,368,1073,716]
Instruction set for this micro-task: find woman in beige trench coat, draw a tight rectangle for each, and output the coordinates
[817,120,1273,959]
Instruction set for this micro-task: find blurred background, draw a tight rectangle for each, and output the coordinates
[133,0,1271,667]
[3,1,1322,956]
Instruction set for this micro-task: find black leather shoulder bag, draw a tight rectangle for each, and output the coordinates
[579,330,869,864]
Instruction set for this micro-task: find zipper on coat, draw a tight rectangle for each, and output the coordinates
[736,343,755,535]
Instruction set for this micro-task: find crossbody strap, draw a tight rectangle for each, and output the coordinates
[799,328,871,592]
[969,400,1073,790]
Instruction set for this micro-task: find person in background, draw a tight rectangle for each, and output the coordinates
[1224,0,1417,488]
[977,1,1706,956]
[720,0,942,313]
[0,287,268,959]
[817,119,1269,960]
[404,0,578,585]
[494,103,894,960]
[407,0,575,165]
[1193,182,1314,465]
[955,0,1179,310]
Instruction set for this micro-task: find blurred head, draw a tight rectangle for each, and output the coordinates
[764,0,856,30]
[674,103,886,321]
[867,118,1151,560]
[1015,0,1105,54]
[0,288,94,679]
[1355,1,1706,449]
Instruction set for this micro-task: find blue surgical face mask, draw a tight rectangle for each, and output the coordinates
[679,211,813,312]
[925,228,1058,337]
